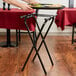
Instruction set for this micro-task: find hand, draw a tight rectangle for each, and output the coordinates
[21,3,33,11]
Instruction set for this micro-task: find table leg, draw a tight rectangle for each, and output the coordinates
[0,29,18,47]
[16,30,19,46]
[18,30,21,42]
[72,23,76,44]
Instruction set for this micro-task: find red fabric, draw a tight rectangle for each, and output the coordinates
[55,8,76,30]
[0,8,36,31]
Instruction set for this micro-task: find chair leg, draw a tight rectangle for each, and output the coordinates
[72,24,75,44]
[16,30,18,46]
[19,30,21,42]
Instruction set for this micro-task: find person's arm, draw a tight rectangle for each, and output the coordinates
[22,0,30,3]
[22,0,39,4]
[3,0,33,11]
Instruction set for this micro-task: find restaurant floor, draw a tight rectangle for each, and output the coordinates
[0,35,76,76]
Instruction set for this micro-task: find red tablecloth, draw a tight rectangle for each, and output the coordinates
[0,8,36,31]
[55,8,76,30]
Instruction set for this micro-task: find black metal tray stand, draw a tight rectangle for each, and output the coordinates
[21,4,65,75]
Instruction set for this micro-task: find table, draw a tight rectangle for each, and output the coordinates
[55,8,76,44]
[0,8,35,47]
[21,4,65,75]
[55,8,76,30]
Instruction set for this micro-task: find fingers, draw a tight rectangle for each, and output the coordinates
[21,3,33,11]
[23,8,33,11]
[27,5,32,9]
